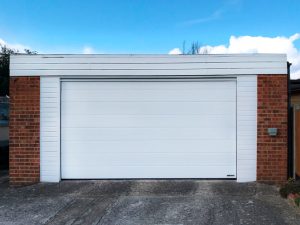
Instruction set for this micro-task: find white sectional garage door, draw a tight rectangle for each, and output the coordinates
[61,80,237,179]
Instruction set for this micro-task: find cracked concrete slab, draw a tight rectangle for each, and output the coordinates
[0,179,299,225]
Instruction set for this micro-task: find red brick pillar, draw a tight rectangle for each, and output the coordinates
[257,75,288,184]
[9,77,40,186]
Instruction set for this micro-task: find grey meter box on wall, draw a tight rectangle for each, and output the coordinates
[267,128,278,136]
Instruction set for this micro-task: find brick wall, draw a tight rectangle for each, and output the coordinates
[257,75,288,184]
[9,77,40,186]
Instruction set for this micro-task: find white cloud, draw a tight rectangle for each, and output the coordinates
[197,34,300,79]
[82,46,95,54]
[0,38,30,52]
[168,48,182,55]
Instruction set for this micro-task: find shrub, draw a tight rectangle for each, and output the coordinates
[280,179,300,198]
[295,197,300,207]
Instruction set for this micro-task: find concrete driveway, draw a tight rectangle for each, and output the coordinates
[0,176,300,225]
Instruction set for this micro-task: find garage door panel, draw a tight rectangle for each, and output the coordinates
[61,140,235,153]
[61,89,235,102]
[62,114,235,128]
[62,127,235,141]
[62,81,236,91]
[62,165,236,179]
[61,80,236,179]
[62,152,236,165]
[61,101,236,116]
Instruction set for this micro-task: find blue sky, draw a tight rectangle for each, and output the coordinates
[0,0,300,77]
[0,0,299,53]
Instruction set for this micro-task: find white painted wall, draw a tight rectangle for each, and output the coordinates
[236,76,257,182]
[40,77,60,182]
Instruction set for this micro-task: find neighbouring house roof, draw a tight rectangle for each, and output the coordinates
[291,79,300,93]
[0,96,9,124]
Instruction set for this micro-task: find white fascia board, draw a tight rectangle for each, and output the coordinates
[10,54,287,77]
